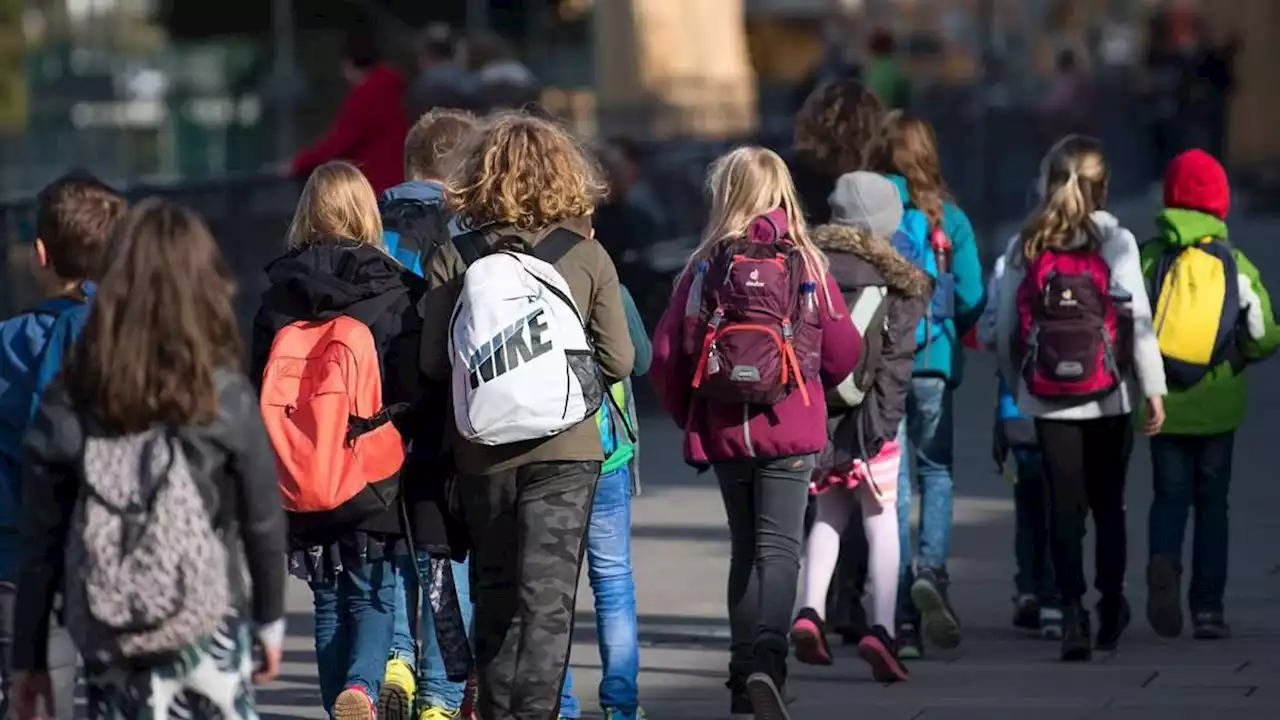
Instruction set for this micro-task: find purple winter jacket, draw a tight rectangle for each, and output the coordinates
[651,211,862,465]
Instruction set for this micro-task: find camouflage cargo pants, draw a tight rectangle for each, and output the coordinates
[460,460,600,720]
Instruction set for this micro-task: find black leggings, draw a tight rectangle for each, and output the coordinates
[1035,416,1134,604]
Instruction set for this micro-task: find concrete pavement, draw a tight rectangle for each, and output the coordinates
[259,200,1280,719]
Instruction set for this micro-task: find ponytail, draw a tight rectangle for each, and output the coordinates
[1018,135,1109,263]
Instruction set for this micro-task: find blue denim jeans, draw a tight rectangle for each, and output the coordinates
[311,556,399,711]
[896,376,955,616]
[1011,447,1058,605]
[1148,432,1235,615]
[388,553,474,710]
[559,465,640,718]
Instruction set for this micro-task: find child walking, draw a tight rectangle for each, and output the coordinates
[873,113,986,658]
[12,198,287,719]
[378,108,480,720]
[651,146,861,720]
[1141,149,1280,640]
[254,161,432,719]
[790,172,929,683]
[994,135,1167,662]
[979,245,1061,639]
[0,174,126,720]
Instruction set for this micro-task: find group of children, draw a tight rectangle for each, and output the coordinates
[0,74,1272,720]
[646,79,1276,720]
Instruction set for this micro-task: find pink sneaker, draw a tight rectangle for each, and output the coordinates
[334,685,376,719]
[790,608,833,666]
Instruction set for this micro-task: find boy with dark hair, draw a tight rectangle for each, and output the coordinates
[0,173,126,720]
[379,108,480,720]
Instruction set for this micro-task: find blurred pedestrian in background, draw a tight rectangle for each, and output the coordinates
[288,28,409,194]
[407,23,476,120]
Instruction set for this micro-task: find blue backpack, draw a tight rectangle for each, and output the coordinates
[890,208,955,351]
[0,291,91,532]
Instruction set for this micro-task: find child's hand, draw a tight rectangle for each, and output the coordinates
[1144,395,1166,436]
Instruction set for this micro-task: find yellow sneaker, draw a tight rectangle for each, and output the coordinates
[418,707,458,720]
[379,658,416,720]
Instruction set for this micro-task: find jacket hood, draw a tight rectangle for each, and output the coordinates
[380,179,445,207]
[1154,207,1228,248]
[260,240,412,327]
[811,224,931,297]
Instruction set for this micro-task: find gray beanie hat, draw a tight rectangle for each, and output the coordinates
[828,171,904,238]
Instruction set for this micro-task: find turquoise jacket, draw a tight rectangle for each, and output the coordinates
[885,174,986,384]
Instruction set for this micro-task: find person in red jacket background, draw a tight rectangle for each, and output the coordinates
[290,29,409,194]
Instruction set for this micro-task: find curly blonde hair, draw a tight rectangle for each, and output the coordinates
[444,112,605,232]
[1019,135,1109,264]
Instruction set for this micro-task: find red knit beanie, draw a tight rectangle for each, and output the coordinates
[1163,149,1230,220]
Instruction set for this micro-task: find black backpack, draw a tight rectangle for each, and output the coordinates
[380,198,452,277]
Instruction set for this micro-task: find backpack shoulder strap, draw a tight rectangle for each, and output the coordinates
[530,228,584,266]
[453,230,488,268]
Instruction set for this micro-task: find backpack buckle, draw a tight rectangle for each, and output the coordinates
[781,319,793,339]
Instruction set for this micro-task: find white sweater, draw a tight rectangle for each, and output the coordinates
[994,211,1168,420]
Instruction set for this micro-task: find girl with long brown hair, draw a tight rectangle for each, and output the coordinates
[13,198,287,719]
[873,111,986,659]
[994,135,1166,661]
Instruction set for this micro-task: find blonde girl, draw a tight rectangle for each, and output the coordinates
[994,135,1166,662]
[253,159,431,718]
[651,146,863,720]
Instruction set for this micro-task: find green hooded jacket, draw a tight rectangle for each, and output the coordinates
[1140,208,1280,435]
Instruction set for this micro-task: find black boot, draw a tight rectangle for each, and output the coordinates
[1096,594,1131,651]
[1061,602,1093,662]
[746,648,790,720]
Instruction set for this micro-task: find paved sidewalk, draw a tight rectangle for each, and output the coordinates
[259,206,1280,719]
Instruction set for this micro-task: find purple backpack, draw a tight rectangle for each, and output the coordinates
[689,222,822,406]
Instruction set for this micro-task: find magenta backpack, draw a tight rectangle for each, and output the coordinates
[1016,249,1121,401]
[688,216,822,406]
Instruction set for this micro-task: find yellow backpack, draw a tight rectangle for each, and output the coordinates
[1150,237,1243,387]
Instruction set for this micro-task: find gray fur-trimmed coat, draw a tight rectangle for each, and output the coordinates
[812,224,932,469]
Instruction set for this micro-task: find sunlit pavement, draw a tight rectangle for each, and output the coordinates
[258,198,1280,719]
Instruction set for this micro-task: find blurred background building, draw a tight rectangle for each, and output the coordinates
[1,0,1277,319]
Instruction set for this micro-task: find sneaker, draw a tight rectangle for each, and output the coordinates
[1192,611,1233,640]
[910,567,962,649]
[459,669,478,719]
[895,619,923,660]
[790,608,833,666]
[603,709,647,720]
[1146,555,1184,638]
[1012,594,1040,632]
[1060,604,1092,662]
[379,658,415,720]
[857,626,910,683]
[419,709,458,720]
[745,672,790,720]
[1039,606,1064,640]
[334,686,376,720]
[1096,595,1131,652]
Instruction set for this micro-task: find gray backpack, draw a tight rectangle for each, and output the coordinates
[64,428,229,664]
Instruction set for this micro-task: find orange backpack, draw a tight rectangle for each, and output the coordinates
[260,316,406,529]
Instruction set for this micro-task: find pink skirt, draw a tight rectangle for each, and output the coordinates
[809,440,901,507]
